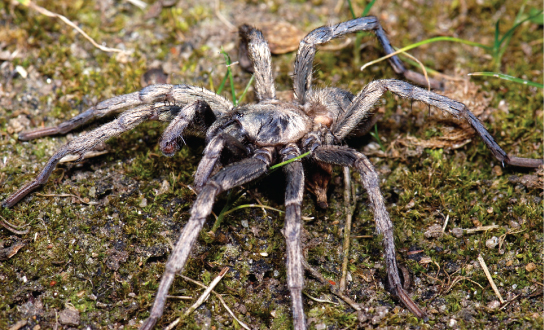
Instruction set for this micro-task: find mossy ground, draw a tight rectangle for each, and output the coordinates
[0,0,542,329]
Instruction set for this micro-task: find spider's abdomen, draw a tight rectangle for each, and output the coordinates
[237,103,311,146]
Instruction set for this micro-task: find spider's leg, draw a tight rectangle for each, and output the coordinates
[3,105,159,208]
[293,17,442,105]
[332,79,543,167]
[18,84,232,140]
[312,145,427,320]
[280,144,306,330]
[193,133,225,191]
[140,148,274,330]
[239,24,276,102]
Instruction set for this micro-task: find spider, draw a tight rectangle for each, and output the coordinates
[3,16,542,330]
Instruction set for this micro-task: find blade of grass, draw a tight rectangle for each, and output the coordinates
[237,74,255,104]
[468,72,544,88]
[269,151,312,171]
[216,70,229,95]
[362,0,377,16]
[360,36,492,71]
[210,191,244,233]
[346,0,356,19]
[220,48,237,106]
[369,124,385,152]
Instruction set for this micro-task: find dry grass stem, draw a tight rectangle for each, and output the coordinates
[35,193,98,205]
[339,166,353,292]
[20,1,128,54]
[183,267,230,317]
[175,270,250,330]
[465,225,499,234]
[302,292,339,305]
[477,254,505,304]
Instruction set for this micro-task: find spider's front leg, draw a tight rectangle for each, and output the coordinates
[281,144,306,330]
[140,147,274,330]
[332,79,543,168]
[293,17,443,105]
[313,145,427,320]
[239,24,276,102]
[17,84,232,140]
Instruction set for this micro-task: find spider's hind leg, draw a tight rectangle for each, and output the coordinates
[332,79,543,167]
[313,145,428,320]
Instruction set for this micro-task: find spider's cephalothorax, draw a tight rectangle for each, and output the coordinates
[3,17,542,330]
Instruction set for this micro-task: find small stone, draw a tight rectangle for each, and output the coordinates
[315,324,326,330]
[526,262,537,272]
[157,180,170,195]
[492,165,503,176]
[88,187,97,198]
[139,197,147,208]
[356,311,368,322]
[452,228,464,238]
[241,220,249,228]
[487,300,500,310]
[59,308,80,326]
[424,224,443,238]
[448,318,457,327]
[509,220,520,229]
[485,236,499,249]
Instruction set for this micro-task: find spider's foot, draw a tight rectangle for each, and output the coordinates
[395,285,428,321]
[139,316,158,330]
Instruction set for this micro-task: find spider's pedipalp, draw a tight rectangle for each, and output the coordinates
[240,24,276,102]
[332,79,543,168]
[293,17,442,105]
[281,144,306,330]
[3,104,158,208]
[313,145,427,320]
[159,100,215,156]
[141,152,273,330]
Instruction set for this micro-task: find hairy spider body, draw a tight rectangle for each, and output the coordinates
[3,16,542,330]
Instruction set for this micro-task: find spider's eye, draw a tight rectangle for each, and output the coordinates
[235,113,244,119]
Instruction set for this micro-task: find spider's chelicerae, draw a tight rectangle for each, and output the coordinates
[3,17,542,329]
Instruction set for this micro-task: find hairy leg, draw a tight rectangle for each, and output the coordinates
[332,79,543,167]
[140,148,274,330]
[19,84,232,140]
[281,144,305,330]
[3,104,159,208]
[313,145,427,320]
[293,16,442,104]
[239,24,276,102]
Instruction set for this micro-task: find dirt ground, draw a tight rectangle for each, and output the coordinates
[0,0,542,329]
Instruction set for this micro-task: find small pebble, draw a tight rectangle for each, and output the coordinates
[487,300,500,310]
[485,236,499,249]
[452,228,463,238]
[424,224,443,238]
[139,197,147,208]
[448,318,457,327]
[526,262,537,272]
